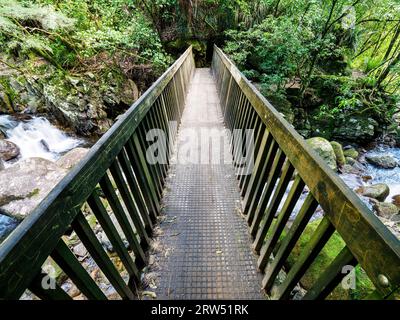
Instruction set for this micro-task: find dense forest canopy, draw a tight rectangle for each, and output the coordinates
[0,0,400,144]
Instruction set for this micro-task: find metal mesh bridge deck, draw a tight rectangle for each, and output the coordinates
[148,68,264,299]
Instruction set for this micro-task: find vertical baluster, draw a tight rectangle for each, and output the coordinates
[253,160,295,253]
[274,216,335,299]
[231,99,247,165]
[141,114,164,196]
[241,119,265,197]
[237,107,256,184]
[303,246,357,300]
[246,138,278,224]
[137,123,162,200]
[261,194,319,293]
[129,133,160,214]
[258,175,305,270]
[51,240,107,300]
[87,192,141,284]
[109,161,150,248]
[28,272,72,300]
[72,211,136,300]
[250,150,286,238]
[242,130,272,213]
[117,149,153,231]
[99,174,147,267]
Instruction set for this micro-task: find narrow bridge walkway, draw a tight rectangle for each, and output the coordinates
[151,69,264,299]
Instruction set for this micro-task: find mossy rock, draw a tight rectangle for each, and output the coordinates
[345,156,356,165]
[343,148,359,159]
[286,218,375,299]
[330,141,345,166]
[306,137,337,171]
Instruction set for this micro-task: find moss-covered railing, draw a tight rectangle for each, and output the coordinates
[0,47,195,299]
[212,45,400,300]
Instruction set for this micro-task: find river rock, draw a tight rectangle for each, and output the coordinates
[365,154,398,169]
[120,79,139,106]
[345,156,355,165]
[330,141,345,166]
[0,157,68,220]
[56,147,89,170]
[371,201,400,219]
[332,116,378,143]
[306,137,337,171]
[73,242,88,258]
[356,183,390,202]
[392,195,400,208]
[0,139,20,161]
[343,148,359,159]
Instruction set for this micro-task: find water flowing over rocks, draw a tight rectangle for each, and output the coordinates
[0,139,20,161]
[356,183,390,202]
[0,157,68,220]
[0,149,88,223]
[365,153,399,169]
[370,200,400,219]
[0,148,89,221]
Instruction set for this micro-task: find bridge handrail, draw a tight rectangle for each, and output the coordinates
[0,47,195,299]
[212,45,400,299]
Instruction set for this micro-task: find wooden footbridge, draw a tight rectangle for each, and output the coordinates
[0,46,399,300]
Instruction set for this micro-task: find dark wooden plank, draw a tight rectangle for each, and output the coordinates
[28,272,72,300]
[241,120,265,197]
[99,174,146,268]
[250,149,286,238]
[137,121,162,200]
[117,149,153,232]
[274,216,335,299]
[302,246,357,300]
[87,192,140,283]
[244,133,275,223]
[125,136,159,219]
[261,193,318,292]
[51,240,107,300]
[72,211,136,299]
[109,161,150,248]
[258,175,306,271]
[253,160,295,253]
[130,133,161,213]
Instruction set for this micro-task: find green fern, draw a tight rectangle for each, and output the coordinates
[0,0,74,31]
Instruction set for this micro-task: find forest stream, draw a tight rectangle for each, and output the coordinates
[0,115,86,242]
[1,113,400,242]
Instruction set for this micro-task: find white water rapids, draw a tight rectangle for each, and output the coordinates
[0,115,82,164]
[0,114,84,241]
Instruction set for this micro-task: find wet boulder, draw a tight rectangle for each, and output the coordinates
[365,154,398,169]
[0,157,68,220]
[343,147,359,159]
[392,195,400,208]
[356,183,390,202]
[56,147,89,170]
[371,200,400,219]
[306,137,337,171]
[0,139,20,161]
